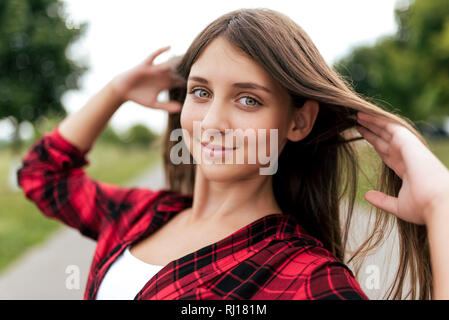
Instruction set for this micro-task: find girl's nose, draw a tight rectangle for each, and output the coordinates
[200,97,231,136]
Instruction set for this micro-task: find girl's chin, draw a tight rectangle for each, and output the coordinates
[196,161,262,180]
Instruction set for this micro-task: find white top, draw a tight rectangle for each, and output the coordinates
[96,245,165,300]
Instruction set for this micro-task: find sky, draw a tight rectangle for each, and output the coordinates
[2,0,404,139]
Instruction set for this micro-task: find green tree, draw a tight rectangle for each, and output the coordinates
[97,125,125,146]
[122,124,159,148]
[333,0,449,123]
[0,0,88,152]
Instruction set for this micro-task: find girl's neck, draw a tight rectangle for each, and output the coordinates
[185,165,282,227]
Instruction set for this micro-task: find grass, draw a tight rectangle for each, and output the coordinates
[84,141,162,185]
[0,139,162,273]
[427,138,449,167]
[355,136,449,205]
[355,142,383,205]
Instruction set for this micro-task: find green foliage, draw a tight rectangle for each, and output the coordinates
[0,0,88,123]
[97,125,125,146]
[29,112,64,139]
[333,0,449,123]
[121,124,159,147]
[96,123,160,149]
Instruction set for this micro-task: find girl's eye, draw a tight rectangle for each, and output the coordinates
[190,88,210,99]
[188,88,262,108]
[237,96,262,107]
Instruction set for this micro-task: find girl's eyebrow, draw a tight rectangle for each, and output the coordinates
[188,76,273,95]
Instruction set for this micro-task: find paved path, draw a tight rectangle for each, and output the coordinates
[0,159,402,300]
[0,160,166,300]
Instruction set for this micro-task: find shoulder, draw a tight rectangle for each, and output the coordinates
[99,188,192,240]
[279,241,369,300]
[262,218,369,300]
[132,188,194,226]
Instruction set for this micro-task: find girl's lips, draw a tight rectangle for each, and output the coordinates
[199,140,238,158]
[200,142,237,151]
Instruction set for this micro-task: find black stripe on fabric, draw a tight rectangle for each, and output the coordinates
[91,243,124,298]
[57,180,68,205]
[178,254,195,279]
[196,246,213,269]
[320,290,366,300]
[35,144,49,162]
[147,192,181,235]
[212,243,217,262]
[233,281,259,299]
[214,273,241,293]
[105,198,132,221]
[79,224,97,241]
[42,183,57,212]
[249,218,266,244]
[231,261,256,280]
[96,244,122,274]
[339,290,367,300]
[88,279,96,299]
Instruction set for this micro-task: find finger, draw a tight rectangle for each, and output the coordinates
[357,125,406,178]
[153,100,183,113]
[156,66,186,87]
[144,46,171,65]
[357,113,392,141]
[356,126,405,179]
[356,125,389,155]
[153,62,182,77]
[357,112,392,129]
[364,190,398,216]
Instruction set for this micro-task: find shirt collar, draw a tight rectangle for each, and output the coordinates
[148,190,323,248]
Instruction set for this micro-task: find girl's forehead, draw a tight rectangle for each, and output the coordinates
[191,38,269,78]
[188,37,291,101]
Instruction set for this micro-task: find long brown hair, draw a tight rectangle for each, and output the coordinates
[163,8,432,299]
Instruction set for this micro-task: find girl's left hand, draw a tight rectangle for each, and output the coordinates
[355,111,449,225]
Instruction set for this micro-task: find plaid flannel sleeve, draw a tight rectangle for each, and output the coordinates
[16,125,142,241]
[301,260,369,300]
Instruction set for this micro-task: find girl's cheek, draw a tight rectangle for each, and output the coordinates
[180,104,190,130]
[180,104,202,155]
[180,106,196,135]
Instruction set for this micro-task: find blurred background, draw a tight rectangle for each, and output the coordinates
[0,0,448,299]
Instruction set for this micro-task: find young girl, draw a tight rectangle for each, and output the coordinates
[17,8,449,300]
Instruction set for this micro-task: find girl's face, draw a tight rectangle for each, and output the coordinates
[180,36,294,181]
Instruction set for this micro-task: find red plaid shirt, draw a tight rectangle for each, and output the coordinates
[17,125,369,300]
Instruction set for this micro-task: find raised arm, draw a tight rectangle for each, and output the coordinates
[17,46,186,240]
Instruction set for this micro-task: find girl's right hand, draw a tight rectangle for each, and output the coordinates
[109,46,186,113]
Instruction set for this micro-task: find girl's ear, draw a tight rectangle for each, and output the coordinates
[287,100,320,142]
